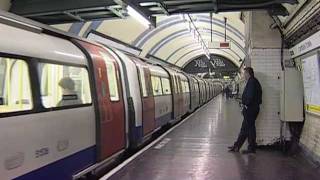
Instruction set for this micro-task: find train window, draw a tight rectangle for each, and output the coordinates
[151,76,163,96]
[0,58,33,113]
[161,78,171,95]
[38,63,91,108]
[175,76,180,93]
[138,67,148,97]
[171,76,176,93]
[105,61,120,101]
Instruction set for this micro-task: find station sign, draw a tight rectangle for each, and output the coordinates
[289,30,320,58]
[207,41,230,49]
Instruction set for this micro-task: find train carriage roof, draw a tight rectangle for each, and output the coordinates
[0,11,88,65]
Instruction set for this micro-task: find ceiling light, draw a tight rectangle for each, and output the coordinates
[127,5,150,27]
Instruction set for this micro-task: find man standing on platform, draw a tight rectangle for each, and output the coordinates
[228,67,262,154]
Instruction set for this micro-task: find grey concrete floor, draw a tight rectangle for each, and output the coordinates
[108,95,320,180]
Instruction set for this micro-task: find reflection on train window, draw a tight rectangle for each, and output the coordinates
[0,58,33,113]
[161,78,171,95]
[105,61,120,101]
[38,63,91,108]
[180,80,185,93]
[151,76,163,96]
[182,81,186,93]
[184,81,190,93]
[138,67,148,97]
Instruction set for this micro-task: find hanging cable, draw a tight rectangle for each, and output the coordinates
[210,12,213,42]
[224,17,227,42]
[183,14,210,59]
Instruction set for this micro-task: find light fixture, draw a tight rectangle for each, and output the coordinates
[127,5,151,27]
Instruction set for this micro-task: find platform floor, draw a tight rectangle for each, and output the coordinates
[107,95,320,180]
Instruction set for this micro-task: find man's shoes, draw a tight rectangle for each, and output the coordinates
[241,149,256,154]
[228,146,239,152]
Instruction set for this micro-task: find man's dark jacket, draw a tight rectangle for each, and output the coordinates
[242,76,262,107]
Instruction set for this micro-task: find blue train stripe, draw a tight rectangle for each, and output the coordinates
[15,146,96,180]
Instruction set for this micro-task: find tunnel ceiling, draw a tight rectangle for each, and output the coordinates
[10,0,298,24]
[52,12,246,68]
[8,0,303,72]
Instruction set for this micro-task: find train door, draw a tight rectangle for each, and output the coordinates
[176,75,184,117]
[204,81,208,102]
[171,74,179,119]
[188,77,195,111]
[137,65,155,135]
[76,41,126,160]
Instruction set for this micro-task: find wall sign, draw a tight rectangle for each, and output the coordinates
[183,54,238,78]
[301,52,320,115]
[290,30,320,58]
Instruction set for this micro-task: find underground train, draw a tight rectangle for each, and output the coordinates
[0,12,222,180]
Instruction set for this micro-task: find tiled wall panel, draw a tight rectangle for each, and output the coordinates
[250,48,286,145]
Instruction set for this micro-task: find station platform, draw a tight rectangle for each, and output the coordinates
[102,95,320,180]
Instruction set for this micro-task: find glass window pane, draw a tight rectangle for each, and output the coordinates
[175,76,180,93]
[106,61,120,101]
[138,67,148,97]
[0,58,33,113]
[161,78,171,95]
[151,76,163,96]
[172,76,176,93]
[181,81,186,93]
[99,51,120,101]
[39,63,92,108]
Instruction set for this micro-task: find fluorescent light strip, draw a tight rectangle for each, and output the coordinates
[127,5,150,27]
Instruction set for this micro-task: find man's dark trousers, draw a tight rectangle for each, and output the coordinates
[234,106,260,151]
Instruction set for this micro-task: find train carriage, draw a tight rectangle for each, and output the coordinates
[148,65,173,127]
[0,12,222,180]
[197,78,206,105]
[204,80,210,102]
[74,40,127,161]
[0,22,96,180]
[178,72,190,116]
[161,67,184,121]
[107,50,156,147]
[186,75,200,112]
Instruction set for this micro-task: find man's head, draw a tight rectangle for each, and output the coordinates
[244,67,254,80]
[59,77,75,94]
